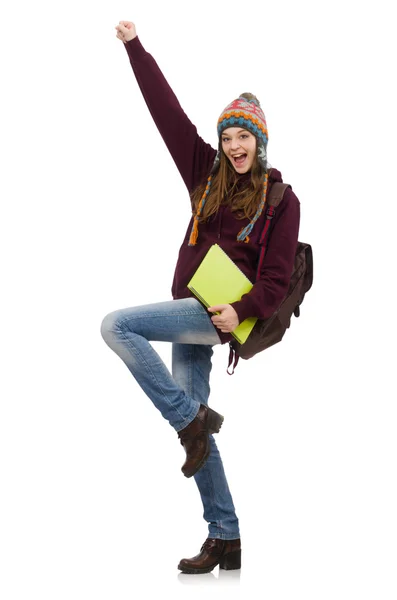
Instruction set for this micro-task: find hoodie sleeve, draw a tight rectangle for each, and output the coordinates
[230,188,300,323]
[124,36,217,193]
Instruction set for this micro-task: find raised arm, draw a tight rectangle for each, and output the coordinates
[115,21,217,192]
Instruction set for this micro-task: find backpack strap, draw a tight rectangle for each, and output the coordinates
[227,179,291,376]
[227,344,239,375]
[256,182,291,279]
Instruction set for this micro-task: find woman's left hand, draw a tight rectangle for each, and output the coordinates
[208,304,239,333]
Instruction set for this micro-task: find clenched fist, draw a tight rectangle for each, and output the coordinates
[115,21,137,44]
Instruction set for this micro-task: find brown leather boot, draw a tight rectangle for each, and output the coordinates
[177,404,224,478]
[178,538,241,574]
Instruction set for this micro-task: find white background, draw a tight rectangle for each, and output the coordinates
[1,0,396,598]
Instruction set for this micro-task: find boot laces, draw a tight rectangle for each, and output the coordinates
[178,428,199,446]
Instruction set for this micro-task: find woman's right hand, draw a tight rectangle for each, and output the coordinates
[115,21,137,44]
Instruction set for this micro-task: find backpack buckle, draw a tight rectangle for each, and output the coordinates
[266,206,275,219]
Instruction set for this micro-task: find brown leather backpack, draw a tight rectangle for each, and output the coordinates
[227,181,313,374]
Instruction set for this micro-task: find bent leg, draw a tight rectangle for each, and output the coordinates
[101,298,221,431]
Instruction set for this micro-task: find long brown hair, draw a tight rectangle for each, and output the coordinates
[190,147,267,224]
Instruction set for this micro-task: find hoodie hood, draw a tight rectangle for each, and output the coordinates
[188,167,283,247]
[235,166,283,187]
[268,167,283,183]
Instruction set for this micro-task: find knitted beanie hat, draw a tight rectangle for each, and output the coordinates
[188,93,269,246]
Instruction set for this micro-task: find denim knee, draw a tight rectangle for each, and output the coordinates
[100,310,121,344]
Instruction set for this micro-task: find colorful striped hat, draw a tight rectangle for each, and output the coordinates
[188,94,269,246]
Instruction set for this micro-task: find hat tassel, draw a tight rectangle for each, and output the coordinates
[237,173,269,242]
[188,176,212,246]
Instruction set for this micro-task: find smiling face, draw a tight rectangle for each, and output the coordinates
[221,127,257,173]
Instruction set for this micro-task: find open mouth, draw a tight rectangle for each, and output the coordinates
[232,153,247,167]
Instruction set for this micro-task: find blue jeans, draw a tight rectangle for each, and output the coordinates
[100,297,240,540]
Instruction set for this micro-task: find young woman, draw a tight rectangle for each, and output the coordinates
[101,20,300,574]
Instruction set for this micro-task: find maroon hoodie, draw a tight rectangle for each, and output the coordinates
[124,36,300,345]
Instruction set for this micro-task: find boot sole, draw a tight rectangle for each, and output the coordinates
[177,564,216,574]
[178,549,242,573]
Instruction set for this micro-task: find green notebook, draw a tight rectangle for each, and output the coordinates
[187,244,257,344]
